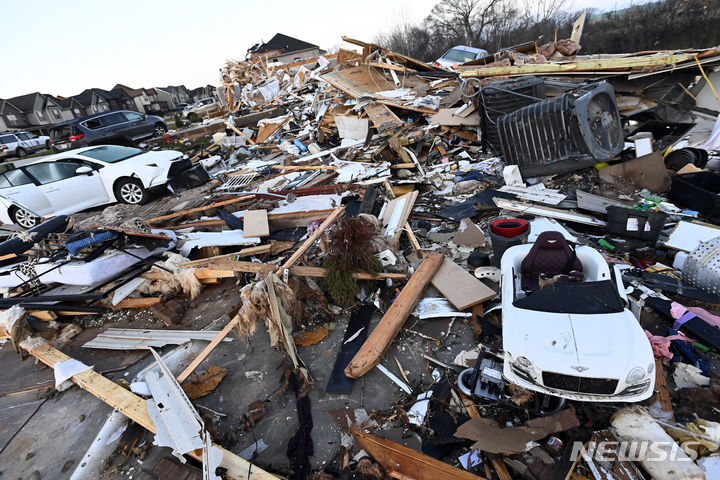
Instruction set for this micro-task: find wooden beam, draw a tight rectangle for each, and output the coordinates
[351,427,486,480]
[178,245,272,268]
[22,342,277,480]
[367,61,416,73]
[167,209,336,231]
[146,195,255,225]
[276,207,345,273]
[114,297,162,309]
[345,253,444,378]
[206,260,408,281]
[177,317,240,384]
[460,53,696,78]
[654,358,675,422]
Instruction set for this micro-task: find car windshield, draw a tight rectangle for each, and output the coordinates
[442,48,477,63]
[80,145,144,163]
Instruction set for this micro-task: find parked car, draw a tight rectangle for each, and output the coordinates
[49,110,167,152]
[0,131,52,158]
[172,102,189,112]
[182,98,218,119]
[434,45,489,69]
[0,145,208,228]
[500,232,655,402]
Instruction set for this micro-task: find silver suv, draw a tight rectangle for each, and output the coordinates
[0,131,52,159]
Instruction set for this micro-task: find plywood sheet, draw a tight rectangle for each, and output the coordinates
[431,257,496,310]
[363,102,403,132]
[243,209,269,237]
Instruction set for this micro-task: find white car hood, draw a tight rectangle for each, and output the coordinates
[505,308,650,379]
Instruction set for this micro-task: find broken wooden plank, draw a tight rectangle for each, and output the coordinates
[176,317,241,384]
[178,245,272,268]
[206,260,408,281]
[351,427,487,480]
[363,102,403,132]
[460,53,697,78]
[224,121,256,145]
[345,253,444,379]
[146,195,255,225]
[431,258,496,311]
[114,297,162,309]
[276,206,345,273]
[242,210,269,238]
[167,209,336,231]
[21,341,277,480]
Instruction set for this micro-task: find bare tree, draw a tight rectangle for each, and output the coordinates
[519,0,570,24]
[426,0,506,47]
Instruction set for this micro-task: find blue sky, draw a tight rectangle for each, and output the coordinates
[0,0,641,99]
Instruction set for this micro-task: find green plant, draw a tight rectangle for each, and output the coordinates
[319,257,360,306]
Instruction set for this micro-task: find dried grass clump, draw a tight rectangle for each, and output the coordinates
[327,216,381,271]
[235,277,296,346]
[136,252,202,299]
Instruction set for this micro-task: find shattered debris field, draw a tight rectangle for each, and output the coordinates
[4,34,720,480]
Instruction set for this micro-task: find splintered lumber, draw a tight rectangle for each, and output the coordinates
[270,165,337,171]
[431,258,496,310]
[460,53,697,78]
[179,245,272,268]
[345,253,444,378]
[276,206,345,273]
[364,103,403,132]
[22,341,277,480]
[351,427,486,480]
[176,317,241,384]
[167,209,336,231]
[114,297,162,309]
[242,210,269,237]
[146,195,255,224]
[206,260,408,281]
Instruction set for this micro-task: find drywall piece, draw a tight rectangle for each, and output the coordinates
[611,407,705,480]
[598,152,670,193]
[335,116,370,141]
[429,108,481,126]
[83,328,233,350]
[345,253,444,378]
[145,348,205,461]
[494,197,607,226]
[527,217,578,243]
[413,297,471,319]
[242,210,269,238]
[178,231,261,257]
[112,277,147,306]
[503,165,524,186]
[431,257,496,311]
[499,185,566,205]
[453,218,486,248]
[575,190,627,213]
[665,221,720,252]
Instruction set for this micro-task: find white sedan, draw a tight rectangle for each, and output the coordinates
[501,242,655,402]
[0,145,199,228]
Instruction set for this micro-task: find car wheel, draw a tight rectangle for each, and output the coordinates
[154,123,167,137]
[10,206,39,229]
[115,178,148,205]
[16,148,26,158]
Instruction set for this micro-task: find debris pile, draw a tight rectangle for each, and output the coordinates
[4,29,720,480]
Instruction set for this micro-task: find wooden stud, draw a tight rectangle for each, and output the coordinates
[146,195,255,225]
[276,206,345,273]
[345,253,444,378]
